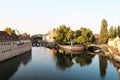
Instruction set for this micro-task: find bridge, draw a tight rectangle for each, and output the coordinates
[31,39,58,49]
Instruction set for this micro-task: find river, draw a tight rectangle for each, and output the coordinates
[0,47,119,80]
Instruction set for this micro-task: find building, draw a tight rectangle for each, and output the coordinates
[0,31,18,41]
[42,28,57,42]
[0,31,31,62]
[108,36,120,53]
[94,34,99,44]
[42,33,50,42]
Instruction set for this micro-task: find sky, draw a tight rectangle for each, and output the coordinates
[0,0,120,35]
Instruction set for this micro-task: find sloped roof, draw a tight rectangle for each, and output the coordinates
[0,31,10,36]
[18,33,30,40]
[0,31,10,41]
[0,31,18,41]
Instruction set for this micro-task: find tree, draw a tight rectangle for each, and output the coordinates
[99,19,108,44]
[4,27,16,35]
[55,24,70,44]
[117,26,120,37]
[109,26,116,38]
[55,25,94,45]
[73,27,94,44]
[66,29,74,42]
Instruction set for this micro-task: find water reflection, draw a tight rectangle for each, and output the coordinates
[99,56,108,78]
[55,51,73,71]
[50,48,119,79]
[109,59,120,77]
[0,50,32,80]
[0,47,119,80]
[54,49,95,71]
[75,53,95,67]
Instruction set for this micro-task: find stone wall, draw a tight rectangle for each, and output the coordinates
[0,40,31,62]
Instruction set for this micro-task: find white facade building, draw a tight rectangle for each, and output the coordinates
[108,36,120,52]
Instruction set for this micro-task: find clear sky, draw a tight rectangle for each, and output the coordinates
[0,0,120,35]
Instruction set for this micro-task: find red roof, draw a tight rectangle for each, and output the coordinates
[18,33,30,40]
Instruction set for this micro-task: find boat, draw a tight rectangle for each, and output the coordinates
[0,31,31,62]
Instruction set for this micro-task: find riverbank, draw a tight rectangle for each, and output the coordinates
[93,44,120,62]
[59,45,85,52]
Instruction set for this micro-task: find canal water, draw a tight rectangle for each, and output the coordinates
[0,47,120,80]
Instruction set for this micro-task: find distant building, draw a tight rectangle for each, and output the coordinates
[0,31,30,41]
[42,34,49,42]
[108,36,120,52]
[18,33,30,40]
[42,28,57,42]
[94,34,99,44]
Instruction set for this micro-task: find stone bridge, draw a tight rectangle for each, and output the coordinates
[31,40,57,49]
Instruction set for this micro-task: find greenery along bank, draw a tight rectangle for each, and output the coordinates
[54,24,95,45]
[2,19,120,45]
[54,19,120,45]
[99,19,120,44]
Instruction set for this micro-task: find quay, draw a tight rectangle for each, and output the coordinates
[59,45,85,51]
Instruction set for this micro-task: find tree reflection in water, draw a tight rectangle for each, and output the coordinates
[0,50,32,80]
[75,53,95,67]
[98,55,120,79]
[55,50,73,71]
[50,48,120,79]
[99,56,108,78]
[54,49,95,71]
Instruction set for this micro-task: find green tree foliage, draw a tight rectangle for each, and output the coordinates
[109,26,116,38]
[66,29,74,41]
[73,27,94,44]
[4,27,16,35]
[74,30,81,38]
[55,24,70,44]
[99,19,108,44]
[117,26,120,37]
[55,24,95,45]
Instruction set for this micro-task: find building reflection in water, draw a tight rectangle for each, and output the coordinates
[0,50,32,80]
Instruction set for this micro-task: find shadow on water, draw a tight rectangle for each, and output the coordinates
[0,50,32,80]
